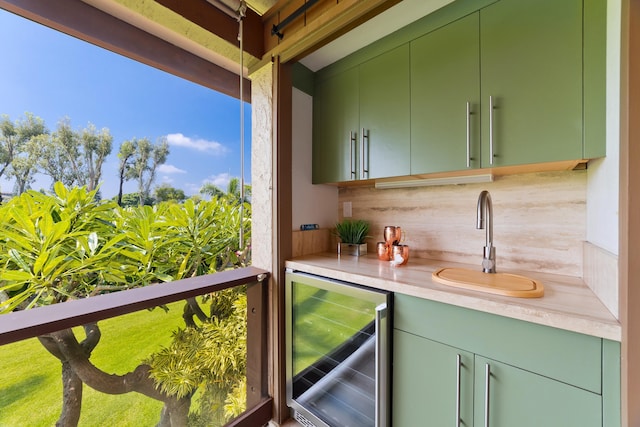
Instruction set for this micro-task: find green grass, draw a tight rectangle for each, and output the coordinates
[0,301,186,427]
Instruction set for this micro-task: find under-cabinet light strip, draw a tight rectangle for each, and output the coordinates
[374,174,494,189]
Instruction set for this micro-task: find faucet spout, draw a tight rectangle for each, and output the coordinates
[476,190,496,273]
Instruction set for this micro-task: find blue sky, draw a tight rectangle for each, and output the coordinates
[0,9,251,199]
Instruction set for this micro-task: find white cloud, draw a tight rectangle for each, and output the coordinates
[166,133,229,155]
[203,172,231,189]
[158,164,186,174]
[184,182,201,195]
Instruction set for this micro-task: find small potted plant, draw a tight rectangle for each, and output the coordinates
[334,219,370,256]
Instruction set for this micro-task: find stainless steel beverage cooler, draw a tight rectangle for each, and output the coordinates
[285,271,391,427]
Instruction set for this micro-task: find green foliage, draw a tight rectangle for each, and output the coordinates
[38,118,113,191]
[0,183,253,424]
[0,113,48,195]
[154,184,186,203]
[115,192,154,207]
[0,183,127,311]
[163,198,250,280]
[0,184,251,310]
[148,292,248,424]
[118,137,170,206]
[200,177,251,205]
[334,218,370,244]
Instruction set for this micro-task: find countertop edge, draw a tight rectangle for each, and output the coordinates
[285,254,622,342]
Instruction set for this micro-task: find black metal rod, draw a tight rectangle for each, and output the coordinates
[271,0,321,39]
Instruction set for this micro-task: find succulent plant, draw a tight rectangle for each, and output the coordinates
[334,219,370,244]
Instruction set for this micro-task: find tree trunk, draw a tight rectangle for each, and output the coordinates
[117,169,125,206]
[56,361,83,427]
[40,325,191,426]
[39,324,100,427]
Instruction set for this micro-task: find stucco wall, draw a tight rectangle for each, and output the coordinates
[291,88,338,230]
[250,63,273,270]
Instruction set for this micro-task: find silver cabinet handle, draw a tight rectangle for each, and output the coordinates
[488,96,495,165]
[484,363,491,427]
[375,303,389,427]
[350,131,357,179]
[455,354,462,427]
[361,128,369,179]
[466,102,471,168]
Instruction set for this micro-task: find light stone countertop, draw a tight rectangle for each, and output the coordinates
[285,252,622,342]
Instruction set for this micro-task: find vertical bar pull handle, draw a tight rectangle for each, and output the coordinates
[466,102,471,168]
[375,303,389,427]
[455,354,462,427]
[361,128,369,179]
[484,363,491,427]
[350,131,357,179]
[488,96,495,165]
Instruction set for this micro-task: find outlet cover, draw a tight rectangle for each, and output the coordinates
[343,201,352,218]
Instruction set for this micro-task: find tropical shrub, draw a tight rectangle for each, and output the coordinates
[0,183,252,426]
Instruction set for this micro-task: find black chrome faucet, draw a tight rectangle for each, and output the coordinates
[476,190,496,273]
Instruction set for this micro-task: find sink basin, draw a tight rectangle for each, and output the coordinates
[432,267,544,298]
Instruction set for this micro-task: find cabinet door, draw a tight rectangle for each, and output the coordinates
[312,67,359,183]
[480,0,583,167]
[393,330,474,427]
[359,45,410,179]
[411,13,481,174]
[474,356,601,427]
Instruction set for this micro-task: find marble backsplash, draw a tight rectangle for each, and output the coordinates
[338,170,587,277]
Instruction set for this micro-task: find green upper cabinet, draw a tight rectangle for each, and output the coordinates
[312,0,606,183]
[312,45,410,184]
[312,67,359,183]
[479,0,584,167]
[359,45,411,179]
[411,13,481,174]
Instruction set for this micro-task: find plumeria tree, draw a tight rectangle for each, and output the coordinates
[0,183,251,426]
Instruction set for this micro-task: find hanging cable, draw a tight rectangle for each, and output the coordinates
[237,1,247,251]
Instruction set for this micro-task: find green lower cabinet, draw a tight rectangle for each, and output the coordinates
[392,294,620,426]
[474,356,601,427]
[393,330,473,426]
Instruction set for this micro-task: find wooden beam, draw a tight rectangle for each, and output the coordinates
[270,56,293,424]
[246,279,269,408]
[0,0,251,102]
[0,267,269,346]
[154,0,265,60]
[261,0,401,64]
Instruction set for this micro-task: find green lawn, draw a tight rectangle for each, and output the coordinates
[0,301,186,427]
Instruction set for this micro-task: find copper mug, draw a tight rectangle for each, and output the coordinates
[376,242,390,261]
[391,244,409,265]
[384,226,404,246]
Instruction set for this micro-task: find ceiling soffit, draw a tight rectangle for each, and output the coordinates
[110,0,403,73]
[102,0,259,74]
